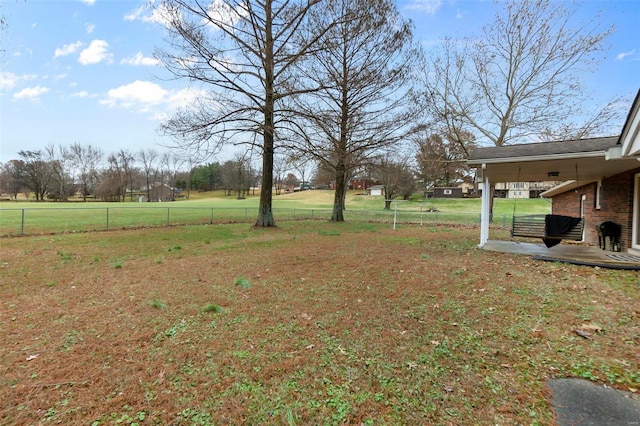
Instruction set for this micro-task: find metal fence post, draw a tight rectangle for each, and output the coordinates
[21,209,25,235]
[106,208,109,230]
[210,208,214,224]
[167,207,170,225]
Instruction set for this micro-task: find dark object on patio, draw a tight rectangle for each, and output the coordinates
[512,214,584,248]
[596,221,621,252]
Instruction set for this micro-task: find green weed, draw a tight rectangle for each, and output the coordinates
[149,299,168,310]
[202,303,223,313]
[235,276,251,289]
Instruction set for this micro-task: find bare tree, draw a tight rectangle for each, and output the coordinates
[1,160,28,198]
[138,149,160,202]
[156,0,331,226]
[45,144,73,201]
[117,150,137,202]
[161,152,185,201]
[286,0,422,221]
[272,153,289,196]
[373,157,416,210]
[17,150,52,201]
[310,163,333,189]
[424,0,616,148]
[415,131,475,191]
[68,143,103,202]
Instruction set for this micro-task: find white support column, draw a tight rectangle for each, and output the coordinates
[479,164,490,247]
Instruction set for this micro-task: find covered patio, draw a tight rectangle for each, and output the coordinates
[467,136,640,250]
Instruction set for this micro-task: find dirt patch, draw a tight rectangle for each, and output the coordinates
[1,222,638,424]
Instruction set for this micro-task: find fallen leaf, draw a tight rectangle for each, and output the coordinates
[26,354,38,361]
[574,329,592,339]
[580,323,603,333]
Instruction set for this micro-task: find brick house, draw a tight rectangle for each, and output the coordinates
[467,89,640,255]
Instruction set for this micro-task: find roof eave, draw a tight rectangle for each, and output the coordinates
[467,150,606,167]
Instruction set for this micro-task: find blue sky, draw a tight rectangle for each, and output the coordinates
[0,0,638,163]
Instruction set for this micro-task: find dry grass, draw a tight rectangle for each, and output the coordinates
[0,222,638,425]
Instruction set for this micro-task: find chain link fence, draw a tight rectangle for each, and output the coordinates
[0,205,512,236]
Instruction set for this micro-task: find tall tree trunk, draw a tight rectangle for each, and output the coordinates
[331,162,347,222]
[256,0,276,227]
[257,132,275,226]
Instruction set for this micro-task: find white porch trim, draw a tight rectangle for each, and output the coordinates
[479,163,490,247]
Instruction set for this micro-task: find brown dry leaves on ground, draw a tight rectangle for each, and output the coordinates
[0,222,638,425]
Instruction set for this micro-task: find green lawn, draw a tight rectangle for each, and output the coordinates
[0,191,551,236]
[1,221,637,424]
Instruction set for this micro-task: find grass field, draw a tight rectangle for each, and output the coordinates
[1,221,638,424]
[0,190,552,236]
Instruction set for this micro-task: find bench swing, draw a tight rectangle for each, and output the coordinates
[510,166,584,248]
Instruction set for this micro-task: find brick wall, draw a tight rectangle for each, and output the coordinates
[552,167,640,249]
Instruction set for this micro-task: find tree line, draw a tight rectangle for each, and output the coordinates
[0,130,472,205]
[0,145,258,202]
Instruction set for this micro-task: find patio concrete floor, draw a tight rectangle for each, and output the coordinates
[481,240,640,270]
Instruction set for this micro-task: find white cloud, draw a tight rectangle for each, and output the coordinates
[85,23,96,34]
[79,0,96,5]
[207,0,240,26]
[152,112,169,121]
[405,0,442,15]
[13,86,50,102]
[0,72,19,91]
[100,80,203,113]
[124,1,177,28]
[101,80,169,110]
[71,90,90,98]
[166,88,203,110]
[124,5,145,21]
[616,49,636,61]
[54,41,83,59]
[78,40,113,65]
[120,52,159,66]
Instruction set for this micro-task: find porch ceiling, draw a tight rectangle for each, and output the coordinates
[474,155,640,183]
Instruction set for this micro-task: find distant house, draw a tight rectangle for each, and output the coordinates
[142,182,174,202]
[458,181,475,197]
[329,178,380,191]
[481,181,564,198]
[433,187,463,198]
[368,185,385,196]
